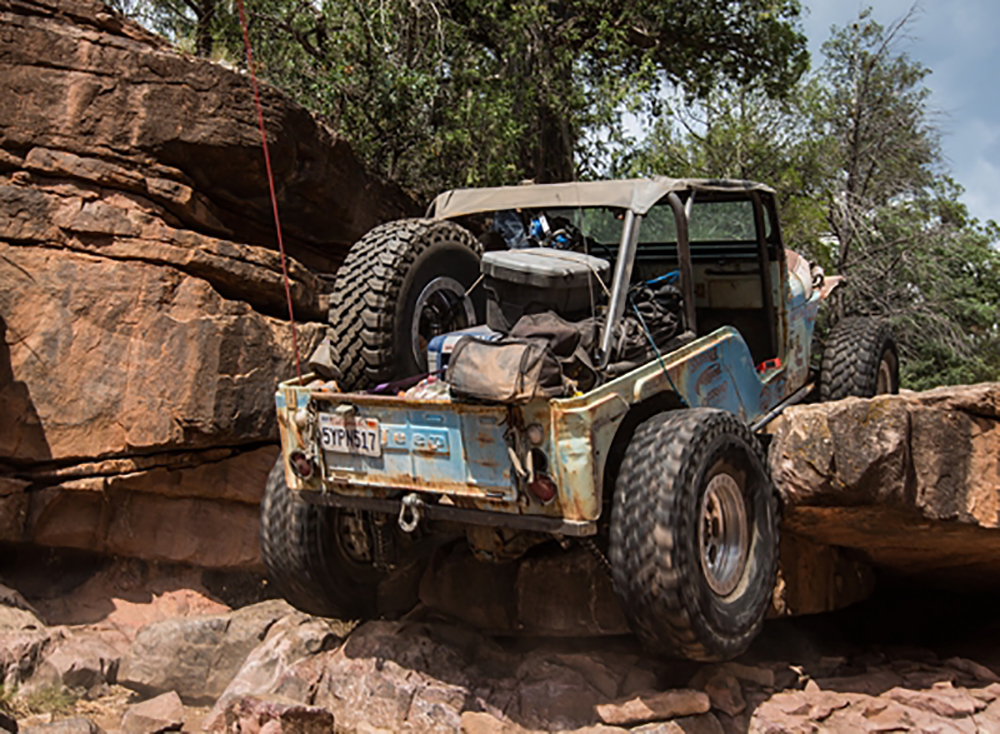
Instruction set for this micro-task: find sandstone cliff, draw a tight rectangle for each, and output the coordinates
[0,0,417,569]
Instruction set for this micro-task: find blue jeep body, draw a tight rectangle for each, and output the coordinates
[274,178,836,546]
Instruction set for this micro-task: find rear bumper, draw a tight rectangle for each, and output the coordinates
[299,489,596,536]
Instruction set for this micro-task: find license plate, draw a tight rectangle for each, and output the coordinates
[319,413,381,457]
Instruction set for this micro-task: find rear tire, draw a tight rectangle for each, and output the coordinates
[329,219,483,390]
[609,409,779,661]
[820,317,899,401]
[260,459,385,618]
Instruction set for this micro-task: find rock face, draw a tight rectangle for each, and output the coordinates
[0,0,416,569]
[418,545,630,637]
[769,384,1000,585]
[4,588,1000,734]
[118,600,294,704]
[0,0,415,269]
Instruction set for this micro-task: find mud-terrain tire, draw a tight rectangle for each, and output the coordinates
[260,459,385,618]
[609,409,779,661]
[329,219,484,390]
[820,317,899,401]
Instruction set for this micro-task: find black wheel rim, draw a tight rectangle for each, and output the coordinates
[410,276,476,369]
[335,509,374,566]
[876,350,897,394]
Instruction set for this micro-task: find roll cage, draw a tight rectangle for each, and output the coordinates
[431,178,784,373]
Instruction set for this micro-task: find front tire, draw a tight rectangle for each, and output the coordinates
[820,317,899,401]
[260,459,385,618]
[609,409,779,661]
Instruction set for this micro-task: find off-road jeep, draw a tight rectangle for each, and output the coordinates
[263,177,899,661]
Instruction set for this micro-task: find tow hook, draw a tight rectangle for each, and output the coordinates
[398,493,424,533]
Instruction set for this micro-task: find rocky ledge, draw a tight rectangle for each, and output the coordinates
[769,383,1000,587]
[0,0,416,571]
[3,568,1000,734]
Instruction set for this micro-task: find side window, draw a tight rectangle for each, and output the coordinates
[688,200,756,242]
[638,205,677,244]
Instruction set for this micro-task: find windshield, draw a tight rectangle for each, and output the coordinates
[488,199,760,249]
[484,195,765,283]
[642,199,762,243]
[488,206,625,253]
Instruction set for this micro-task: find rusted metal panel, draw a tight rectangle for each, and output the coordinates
[784,262,821,392]
[276,321,807,527]
[275,242,824,532]
[550,393,628,521]
[548,326,796,520]
[318,399,513,499]
[276,386,565,522]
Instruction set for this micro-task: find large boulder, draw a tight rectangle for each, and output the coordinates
[769,384,1000,584]
[0,593,50,690]
[0,0,416,263]
[0,247,316,463]
[118,600,295,705]
[205,612,346,729]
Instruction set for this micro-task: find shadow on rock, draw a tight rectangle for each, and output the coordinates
[0,314,52,467]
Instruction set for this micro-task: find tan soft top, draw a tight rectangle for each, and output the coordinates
[430,177,775,219]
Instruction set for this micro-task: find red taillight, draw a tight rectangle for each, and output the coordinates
[527,473,557,504]
[289,450,315,480]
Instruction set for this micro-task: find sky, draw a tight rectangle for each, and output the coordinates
[801,1,1000,226]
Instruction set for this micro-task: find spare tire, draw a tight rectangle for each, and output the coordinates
[329,219,484,390]
[820,317,899,401]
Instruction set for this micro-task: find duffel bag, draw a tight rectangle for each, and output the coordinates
[446,336,565,403]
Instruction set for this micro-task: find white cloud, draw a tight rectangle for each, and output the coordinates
[802,0,1000,224]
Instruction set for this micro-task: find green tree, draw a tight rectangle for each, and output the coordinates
[619,80,828,257]
[838,178,1000,390]
[814,10,1000,388]
[815,7,938,281]
[625,7,1000,389]
[114,0,809,199]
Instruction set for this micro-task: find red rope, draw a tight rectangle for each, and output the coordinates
[234,0,303,383]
